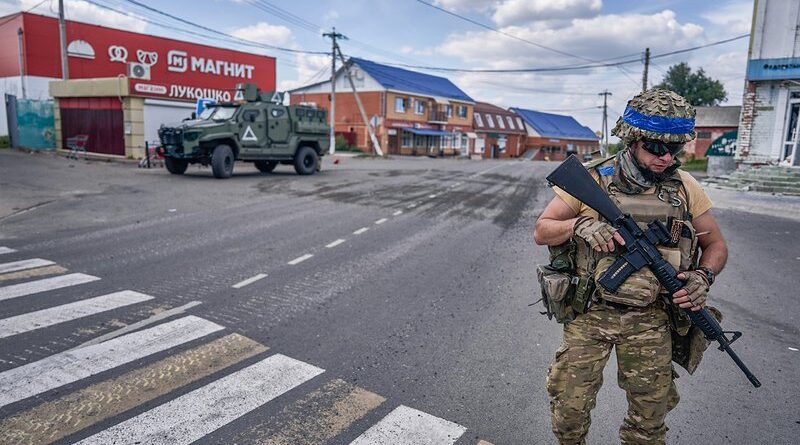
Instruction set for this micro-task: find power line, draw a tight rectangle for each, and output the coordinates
[119,0,328,55]
[382,34,749,74]
[0,0,51,29]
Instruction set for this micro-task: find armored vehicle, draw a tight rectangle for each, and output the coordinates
[157,83,330,179]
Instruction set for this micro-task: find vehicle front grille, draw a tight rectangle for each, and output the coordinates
[158,128,183,146]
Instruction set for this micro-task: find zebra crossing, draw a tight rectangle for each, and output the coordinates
[0,247,485,445]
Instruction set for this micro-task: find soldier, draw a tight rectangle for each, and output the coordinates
[533,89,728,445]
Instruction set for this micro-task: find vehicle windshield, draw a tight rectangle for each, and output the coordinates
[198,106,237,121]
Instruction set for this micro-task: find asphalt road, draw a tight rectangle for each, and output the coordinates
[0,149,797,445]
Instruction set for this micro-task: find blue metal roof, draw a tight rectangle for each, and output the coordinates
[511,107,598,141]
[349,57,474,103]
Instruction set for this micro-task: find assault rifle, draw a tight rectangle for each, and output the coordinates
[546,155,761,388]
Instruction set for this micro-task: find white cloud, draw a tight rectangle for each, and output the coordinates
[3,0,149,32]
[280,53,329,92]
[231,21,293,46]
[433,0,495,12]
[701,1,753,36]
[437,10,704,69]
[493,0,602,26]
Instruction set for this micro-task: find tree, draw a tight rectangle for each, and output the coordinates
[654,62,727,106]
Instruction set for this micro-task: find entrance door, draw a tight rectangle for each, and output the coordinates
[783,98,800,164]
[475,136,485,157]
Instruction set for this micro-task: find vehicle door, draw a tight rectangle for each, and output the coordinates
[267,105,290,146]
[239,106,267,151]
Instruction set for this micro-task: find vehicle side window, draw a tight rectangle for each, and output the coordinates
[316,110,325,120]
[271,108,285,118]
[296,109,305,118]
[242,110,260,122]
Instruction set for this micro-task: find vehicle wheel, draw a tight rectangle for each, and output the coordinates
[254,160,278,173]
[294,145,318,175]
[211,144,234,179]
[164,157,188,175]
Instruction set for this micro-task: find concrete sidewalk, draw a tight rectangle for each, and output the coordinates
[705,186,800,221]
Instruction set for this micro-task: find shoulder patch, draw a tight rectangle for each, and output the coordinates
[597,165,615,176]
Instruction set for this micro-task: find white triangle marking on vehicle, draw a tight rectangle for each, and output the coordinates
[234,89,244,101]
[242,125,258,141]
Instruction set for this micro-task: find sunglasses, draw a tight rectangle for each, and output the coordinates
[641,140,684,157]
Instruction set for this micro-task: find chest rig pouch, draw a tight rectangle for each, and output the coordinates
[536,240,594,324]
[583,165,699,310]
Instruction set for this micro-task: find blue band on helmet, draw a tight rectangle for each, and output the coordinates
[622,107,695,134]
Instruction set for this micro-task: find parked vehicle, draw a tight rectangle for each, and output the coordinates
[158,83,330,178]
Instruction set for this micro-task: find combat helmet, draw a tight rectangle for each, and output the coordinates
[612,88,696,144]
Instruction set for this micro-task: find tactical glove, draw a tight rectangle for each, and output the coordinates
[675,271,710,308]
[573,216,616,250]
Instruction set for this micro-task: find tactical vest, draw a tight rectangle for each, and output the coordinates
[574,157,700,308]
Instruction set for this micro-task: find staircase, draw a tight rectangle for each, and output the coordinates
[706,165,800,196]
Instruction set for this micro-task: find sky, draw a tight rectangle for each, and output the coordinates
[0,0,755,138]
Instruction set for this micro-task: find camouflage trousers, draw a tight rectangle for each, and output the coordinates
[546,302,679,445]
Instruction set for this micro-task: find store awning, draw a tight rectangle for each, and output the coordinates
[405,128,453,137]
[466,132,478,139]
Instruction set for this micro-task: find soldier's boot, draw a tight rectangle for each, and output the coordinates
[547,336,613,445]
[616,322,674,445]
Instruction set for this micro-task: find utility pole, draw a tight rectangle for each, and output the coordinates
[17,28,26,99]
[58,0,68,80]
[642,47,650,92]
[334,44,383,156]
[598,90,612,156]
[323,28,345,155]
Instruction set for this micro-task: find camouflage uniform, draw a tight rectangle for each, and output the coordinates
[546,89,698,445]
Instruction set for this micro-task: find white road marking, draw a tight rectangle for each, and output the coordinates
[393,210,403,216]
[472,163,507,177]
[75,354,324,445]
[0,315,223,408]
[407,203,417,209]
[428,194,437,198]
[0,258,55,274]
[326,239,346,248]
[0,273,100,302]
[288,254,314,265]
[353,227,369,235]
[348,405,467,445]
[232,273,268,289]
[0,247,17,255]
[0,290,154,339]
[789,347,799,352]
[375,218,388,225]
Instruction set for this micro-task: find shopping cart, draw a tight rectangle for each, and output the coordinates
[66,134,89,159]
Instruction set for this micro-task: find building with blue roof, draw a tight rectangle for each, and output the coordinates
[510,107,599,161]
[290,58,475,156]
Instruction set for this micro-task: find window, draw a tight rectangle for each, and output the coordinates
[429,136,437,148]
[506,116,515,129]
[496,115,505,129]
[270,108,284,118]
[457,105,467,119]
[415,99,425,115]
[402,131,412,147]
[474,113,484,127]
[242,109,260,122]
[415,134,425,147]
[697,131,712,139]
[516,117,525,130]
[395,97,406,113]
[498,136,507,152]
[486,114,495,128]
[445,105,453,118]
[453,133,461,149]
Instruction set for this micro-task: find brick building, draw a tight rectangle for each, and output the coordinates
[510,107,598,161]
[471,102,527,158]
[684,106,740,159]
[289,57,474,156]
[738,0,800,165]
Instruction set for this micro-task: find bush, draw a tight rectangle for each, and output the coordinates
[681,158,708,172]
[0,135,9,148]
[335,135,360,152]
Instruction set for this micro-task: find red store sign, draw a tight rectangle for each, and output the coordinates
[6,13,276,101]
